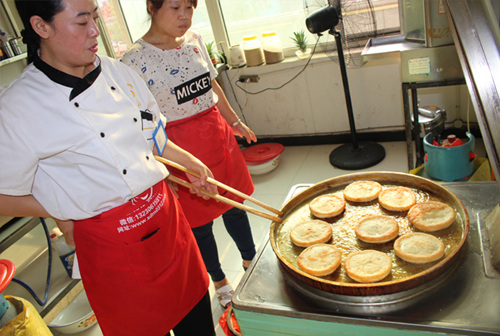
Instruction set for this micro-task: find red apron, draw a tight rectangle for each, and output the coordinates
[73,181,209,336]
[166,106,254,227]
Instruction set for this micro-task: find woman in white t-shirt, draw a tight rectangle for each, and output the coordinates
[0,0,217,335]
[121,0,258,308]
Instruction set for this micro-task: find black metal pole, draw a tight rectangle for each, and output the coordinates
[331,30,358,150]
[410,85,424,167]
[326,28,385,170]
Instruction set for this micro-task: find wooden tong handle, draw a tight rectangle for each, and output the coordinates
[167,175,282,223]
[154,156,283,220]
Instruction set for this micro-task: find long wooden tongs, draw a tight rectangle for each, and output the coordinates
[155,156,283,223]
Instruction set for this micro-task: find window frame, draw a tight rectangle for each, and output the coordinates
[97,0,133,59]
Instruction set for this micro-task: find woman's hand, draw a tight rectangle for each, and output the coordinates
[210,79,257,144]
[54,218,75,246]
[159,141,218,200]
[233,122,257,144]
[183,158,218,200]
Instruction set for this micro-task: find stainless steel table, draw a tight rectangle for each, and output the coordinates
[233,182,500,336]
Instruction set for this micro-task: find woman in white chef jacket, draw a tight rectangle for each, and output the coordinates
[0,0,217,335]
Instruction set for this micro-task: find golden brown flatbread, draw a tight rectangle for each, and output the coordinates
[345,250,392,283]
[408,201,456,232]
[355,215,399,243]
[394,232,445,264]
[309,194,346,218]
[343,180,382,202]
[290,220,332,247]
[297,244,342,276]
[378,186,416,211]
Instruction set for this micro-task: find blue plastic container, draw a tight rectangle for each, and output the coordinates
[423,132,475,182]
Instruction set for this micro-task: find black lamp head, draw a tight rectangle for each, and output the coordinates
[306,5,339,35]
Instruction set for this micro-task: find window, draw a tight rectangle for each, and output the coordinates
[219,0,307,50]
[118,0,149,43]
[191,1,215,44]
[97,0,132,58]
[113,0,399,58]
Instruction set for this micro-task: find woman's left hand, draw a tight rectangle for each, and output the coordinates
[54,218,75,246]
[233,122,257,144]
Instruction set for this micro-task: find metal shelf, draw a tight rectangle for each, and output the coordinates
[0,216,41,253]
[0,52,27,67]
[402,78,466,170]
[0,216,81,321]
[40,279,81,318]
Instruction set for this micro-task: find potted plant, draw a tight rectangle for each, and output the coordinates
[205,41,219,65]
[290,31,311,60]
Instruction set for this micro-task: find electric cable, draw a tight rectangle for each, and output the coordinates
[11,217,52,306]
[234,35,321,95]
[223,69,249,125]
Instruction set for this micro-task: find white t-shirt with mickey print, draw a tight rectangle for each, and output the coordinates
[121,30,219,122]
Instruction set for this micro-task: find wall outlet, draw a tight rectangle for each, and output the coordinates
[239,75,260,83]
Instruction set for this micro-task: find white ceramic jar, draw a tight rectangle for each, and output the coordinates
[242,35,265,67]
[229,44,246,67]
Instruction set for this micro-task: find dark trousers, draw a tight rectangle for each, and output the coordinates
[192,207,256,282]
[167,291,215,336]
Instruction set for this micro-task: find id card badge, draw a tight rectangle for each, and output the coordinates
[153,119,168,155]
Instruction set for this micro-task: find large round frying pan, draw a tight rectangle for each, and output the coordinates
[269,172,469,296]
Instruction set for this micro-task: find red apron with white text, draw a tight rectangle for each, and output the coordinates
[166,106,254,227]
[73,181,209,336]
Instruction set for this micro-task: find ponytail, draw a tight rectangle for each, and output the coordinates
[15,0,64,63]
[20,28,39,64]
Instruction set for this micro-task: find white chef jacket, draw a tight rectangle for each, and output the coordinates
[0,55,168,220]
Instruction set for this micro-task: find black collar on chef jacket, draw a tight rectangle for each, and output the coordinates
[34,53,102,101]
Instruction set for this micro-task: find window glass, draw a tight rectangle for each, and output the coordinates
[119,0,214,45]
[119,0,150,42]
[219,0,309,49]
[219,0,400,50]
[114,0,399,58]
[97,0,132,58]
[192,1,215,43]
